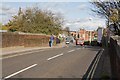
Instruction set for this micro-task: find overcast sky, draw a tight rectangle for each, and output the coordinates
[0,0,106,31]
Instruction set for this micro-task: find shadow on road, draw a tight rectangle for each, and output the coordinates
[82,49,104,80]
[82,47,111,80]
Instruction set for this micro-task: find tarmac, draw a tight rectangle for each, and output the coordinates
[1,42,66,56]
[1,42,112,79]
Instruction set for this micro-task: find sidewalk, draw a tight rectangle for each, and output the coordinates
[1,42,66,56]
[93,48,111,79]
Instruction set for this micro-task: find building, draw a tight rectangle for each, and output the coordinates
[69,31,77,39]
[70,29,97,42]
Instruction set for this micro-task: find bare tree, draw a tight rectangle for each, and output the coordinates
[92,0,120,35]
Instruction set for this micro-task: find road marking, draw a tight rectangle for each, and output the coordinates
[68,50,75,53]
[2,50,44,59]
[76,48,81,50]
[86,49,103,80]
[47,53,63,61]
[90,49,104,79]
[82,47,85,49]
[4,64,37,79]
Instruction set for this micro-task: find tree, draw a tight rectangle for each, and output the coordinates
[6,7,63,35]
[0,23,2,29]
[64,27,70,36]
[91,0,120,35]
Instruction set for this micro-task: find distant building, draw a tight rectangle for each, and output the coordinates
[70,29,97,41]
[79,29,97,41]
[78,29,85,40]
[85,31,90,41]
[69,31,77,39]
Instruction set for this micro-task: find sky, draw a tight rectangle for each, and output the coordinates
[0,0,106,31]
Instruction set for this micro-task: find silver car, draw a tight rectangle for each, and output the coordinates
[65,36,75,44]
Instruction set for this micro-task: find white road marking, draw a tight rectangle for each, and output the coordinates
[82,47,85,49]
[47,53,63,61]
[68,50,75,53]
[86,49,103,79]
[4,64,37,79]
[76,48,81,50]
[2,50,44,59]
[90,49,104,79]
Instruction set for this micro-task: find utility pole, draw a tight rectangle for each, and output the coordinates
[89,31,92,44]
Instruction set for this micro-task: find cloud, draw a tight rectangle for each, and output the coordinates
[2,6,10,11]
[46,7,65,15]
[76,2,94,16]
[39,2,68,15]
[0,4,17,15]
[64,17,106,31]
[2,0,90,2]
[0,15,11,24]
[0,4,18,24]
[78,4,87,10]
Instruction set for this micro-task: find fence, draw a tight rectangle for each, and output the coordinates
[109,36,120,79]
[1,32,54,48]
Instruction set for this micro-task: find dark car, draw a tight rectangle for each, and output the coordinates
[76,39,84,46]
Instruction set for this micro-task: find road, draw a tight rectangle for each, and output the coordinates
[2,45,100,79]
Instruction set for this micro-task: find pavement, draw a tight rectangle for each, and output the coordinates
[1,42,66,56]
[93,47,111,79]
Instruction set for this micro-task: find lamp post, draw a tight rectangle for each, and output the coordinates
[89,31,92,44]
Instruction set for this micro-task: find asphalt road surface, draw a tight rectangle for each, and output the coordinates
[2,45,100,79]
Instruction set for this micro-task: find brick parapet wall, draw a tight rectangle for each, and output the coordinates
[1,32,55,48]
[109,36,120,79]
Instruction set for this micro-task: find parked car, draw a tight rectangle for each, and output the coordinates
[76,39,84,46]
[66,40,70,44]
[65,36,75,44]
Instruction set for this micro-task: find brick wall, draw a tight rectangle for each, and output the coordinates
[109,36,120,79]
[1,32,55,48]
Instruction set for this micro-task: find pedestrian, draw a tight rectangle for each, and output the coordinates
[56,37,60,44]
[49,40,51,47]
[49,34,54,47]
